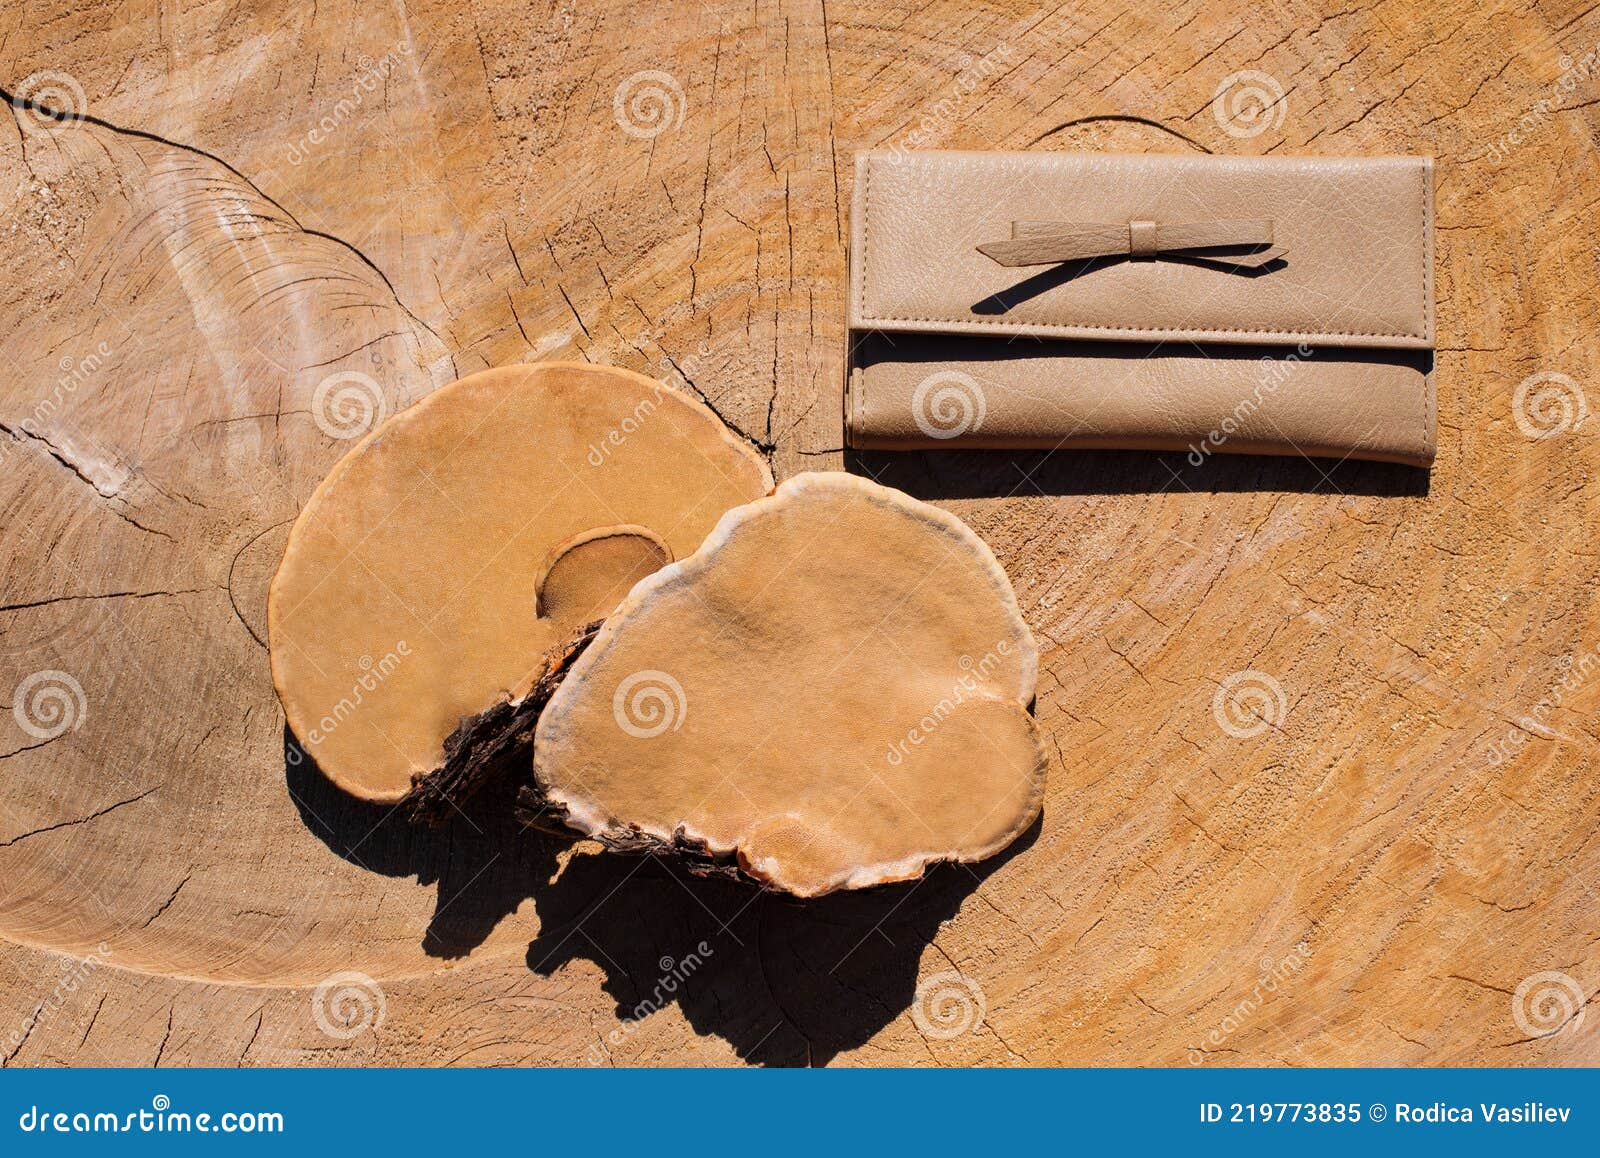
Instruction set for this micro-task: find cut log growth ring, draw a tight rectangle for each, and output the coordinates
[532,472,1047,897]
[268,363,773,804]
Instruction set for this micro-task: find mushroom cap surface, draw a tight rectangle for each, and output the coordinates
[269,362,773,802]
[533,472,1045,896]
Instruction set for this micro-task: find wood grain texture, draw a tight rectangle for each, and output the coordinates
[2,0,1598,1066]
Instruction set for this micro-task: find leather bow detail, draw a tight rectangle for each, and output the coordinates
[977,219,1286,270]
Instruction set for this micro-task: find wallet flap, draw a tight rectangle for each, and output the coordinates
[849,151,1433,350]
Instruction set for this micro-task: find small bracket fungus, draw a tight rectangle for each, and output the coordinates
[269,363,773,807]
[530,472,1046,896]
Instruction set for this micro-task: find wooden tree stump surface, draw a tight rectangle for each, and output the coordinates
[2,0,1598,1066]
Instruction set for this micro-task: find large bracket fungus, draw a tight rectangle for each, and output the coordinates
[529,472,1046,896]
[268,363,773,807]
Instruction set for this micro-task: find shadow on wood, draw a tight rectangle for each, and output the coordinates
[284,728,560,959]
[523,819,1039,1066]
[286,727,1037,1065]
[847,447,1430,498]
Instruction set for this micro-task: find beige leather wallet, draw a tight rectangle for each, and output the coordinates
[846,151,1435,467]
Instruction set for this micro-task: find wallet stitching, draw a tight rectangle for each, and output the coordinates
[859,157,1431,343]
[855,161,869,441]
[1419,160,1432,454]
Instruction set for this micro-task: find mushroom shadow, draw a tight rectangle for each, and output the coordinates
[287,728,1040,1064]
[285,728,561,959]
[524,817,1041,1067]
